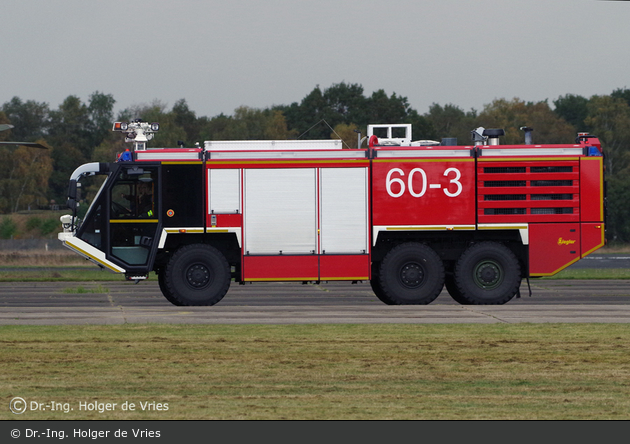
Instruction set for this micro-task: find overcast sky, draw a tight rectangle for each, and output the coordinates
[2,0,629,120]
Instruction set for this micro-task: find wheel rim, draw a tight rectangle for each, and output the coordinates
[473,260,502,289]
[186,263,211,288]
[399,262,425,289]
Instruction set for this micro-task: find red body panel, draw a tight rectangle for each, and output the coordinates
[206,213,242,228]
[580,157,604,223]
[529,223,581,276]
[320,255,370,280]
[243,255,319,281]
[371,159,476,226]
[581,223,605,257]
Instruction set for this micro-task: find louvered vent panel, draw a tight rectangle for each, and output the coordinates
[478,161,580,223]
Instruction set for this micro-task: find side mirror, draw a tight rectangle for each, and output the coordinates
[67,180,81,211]
[68,179,77,200]
[67,179,77,210]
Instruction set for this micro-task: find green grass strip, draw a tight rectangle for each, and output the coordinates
[2,324,630,420]
[0,269,157,282]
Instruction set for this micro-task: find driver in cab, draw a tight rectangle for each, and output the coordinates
[121,181,154,218]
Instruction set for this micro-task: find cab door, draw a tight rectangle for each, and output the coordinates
[107,165,160,273]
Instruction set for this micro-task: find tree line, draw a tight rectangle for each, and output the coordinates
[2,83,630,241]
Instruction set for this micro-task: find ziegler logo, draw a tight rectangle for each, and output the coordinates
[558,237,576,246]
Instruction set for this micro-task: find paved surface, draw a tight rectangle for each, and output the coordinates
[568,254,630,269]
[1,279,630,325]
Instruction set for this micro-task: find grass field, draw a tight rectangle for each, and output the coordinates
[2,324,630,420]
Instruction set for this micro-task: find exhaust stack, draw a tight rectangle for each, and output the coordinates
[520,126,534,145]
[483,129,505,146]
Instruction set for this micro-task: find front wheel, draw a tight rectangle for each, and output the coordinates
[453,242,521,305]
[158,269,182,306]
[377,243,444,305]
[162,244,231,306]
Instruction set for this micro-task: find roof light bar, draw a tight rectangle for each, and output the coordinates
[112,120,160,151]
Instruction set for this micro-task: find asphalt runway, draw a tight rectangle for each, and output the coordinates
[2,278,630,325]
[569,254,630,269]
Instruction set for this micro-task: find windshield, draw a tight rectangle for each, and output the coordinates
[75,173,109,249]
[81,176,107,220]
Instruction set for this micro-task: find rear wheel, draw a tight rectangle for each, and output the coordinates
[162,244,231,306]
[453,242,521,305]
[377,243,444,305]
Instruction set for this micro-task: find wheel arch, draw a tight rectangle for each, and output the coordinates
[154,232,241,276]
[161,243,232,306]
[372,229,528,271]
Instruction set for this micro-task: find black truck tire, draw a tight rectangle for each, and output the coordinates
[377,242,444,305]
[158,269,183,306]
[162,244,231,306]
[444,274,471,305]
[370,261,397,305]
[453,241,521,305]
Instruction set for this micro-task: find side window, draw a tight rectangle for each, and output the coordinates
[110,171,157,219]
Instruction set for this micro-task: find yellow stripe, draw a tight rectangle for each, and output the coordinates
[66,243,122,273]
[110,219,158,223]
[162,161,202,165]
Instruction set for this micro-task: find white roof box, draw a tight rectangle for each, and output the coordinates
[367,124,412,146]
[204,139,343,151]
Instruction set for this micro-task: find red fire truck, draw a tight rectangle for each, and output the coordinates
[59,120,605,306]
